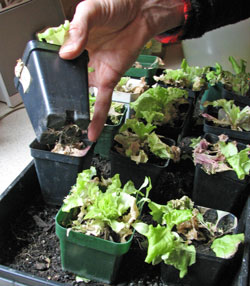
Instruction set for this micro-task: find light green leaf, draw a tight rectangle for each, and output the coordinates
[162,241,196,278]
[211,233,244,258]
[147,132,174,160]
[163,209,193,231]
[37,20,70,46]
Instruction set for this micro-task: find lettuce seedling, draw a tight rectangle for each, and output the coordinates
[61,166,152,243]
[89,95,125,125]
[206,56,250,96]
[190,134,250,180]
[114,118,181,164]
[37,20,70,46]
[203,99,250,131]
[130,86,189,126]
[154,59,210,91]
[114,77,149,94]
[133,196,244,278]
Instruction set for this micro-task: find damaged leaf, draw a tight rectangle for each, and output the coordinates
[190,134,250,179]
[114,118,180,164]
[203,99,250,131]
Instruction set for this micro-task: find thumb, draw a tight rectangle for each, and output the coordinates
[59,2,93,59]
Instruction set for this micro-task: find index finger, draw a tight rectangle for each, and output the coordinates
[87,85,113,142]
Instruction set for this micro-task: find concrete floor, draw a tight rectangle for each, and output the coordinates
[0,101,35,194]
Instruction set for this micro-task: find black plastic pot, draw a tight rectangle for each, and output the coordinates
[160,206,243,286]
[155,98,194,143]
[110,149,169,191]
[110,138,175,191]
[30,139,94,206]
[221,86,250,108]
[192,133,250,217]
[203,106,250,145]
[161,227,243,285]
[14,40,90,144]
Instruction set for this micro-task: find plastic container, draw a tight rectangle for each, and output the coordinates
[30,139,94,206]
[110,137,174,190]
[110,149,170,190]
[124,55,159,85]
[94,106,127,159]
[221,87,250,108]
[200,83,223,111]
[203,106,250,144]
[55,208,133,284]
[192,133,250,217]
[160,207,242,286]
[14,40,90,144]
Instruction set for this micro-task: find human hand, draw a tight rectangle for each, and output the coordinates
[59,0,184,142]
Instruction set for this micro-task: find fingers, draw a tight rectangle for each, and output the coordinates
[59,1,94,59]
[87,86,112,142]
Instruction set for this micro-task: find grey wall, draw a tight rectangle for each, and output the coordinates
[0,0,65,97]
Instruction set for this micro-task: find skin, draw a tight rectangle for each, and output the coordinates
[59,0,184,142]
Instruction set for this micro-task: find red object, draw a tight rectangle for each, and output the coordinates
[155,0,191,44]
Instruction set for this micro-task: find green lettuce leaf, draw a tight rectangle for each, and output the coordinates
[130,86,188,126]
[163,209,193,231]
[37,20,70,46]
[119,118,156,139]
[211,233,244,258]
[203,99,250,131]
[61,167,152,241]
[133,222,196,278]
[62,166,99,212]
[162,241,196,278]
[147,132,175,160]
[219,141,250,180]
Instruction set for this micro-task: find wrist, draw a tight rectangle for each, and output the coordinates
[140,0,185,38]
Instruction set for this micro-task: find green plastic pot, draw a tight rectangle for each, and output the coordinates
[55,209,133,284]
[124,55,159,85]
[94,105,127,159]
[200,83,223,111]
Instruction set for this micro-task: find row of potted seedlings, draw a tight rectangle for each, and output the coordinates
[5,31,250,285]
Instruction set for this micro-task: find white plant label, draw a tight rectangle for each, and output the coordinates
[15,59,31,93]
